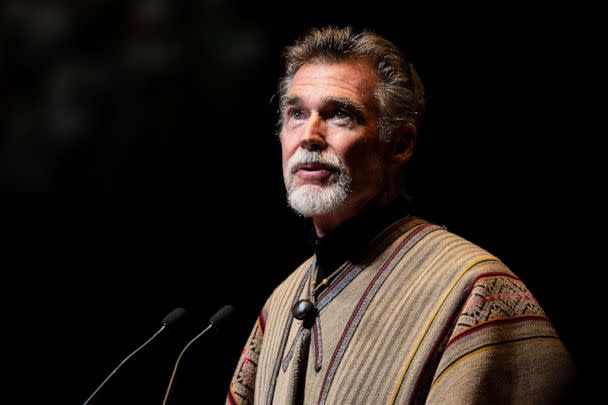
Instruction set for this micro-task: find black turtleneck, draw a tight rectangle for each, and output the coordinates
[308,198,410,286]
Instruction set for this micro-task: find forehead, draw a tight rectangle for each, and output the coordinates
[286,61,379,107]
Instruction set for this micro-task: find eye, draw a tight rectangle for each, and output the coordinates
[334,109,349,119]
[287,108,305,120]
[330,108,355,123]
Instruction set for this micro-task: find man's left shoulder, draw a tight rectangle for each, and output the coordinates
[397,219,512,277]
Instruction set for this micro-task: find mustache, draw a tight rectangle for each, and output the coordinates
[286,149,342,175]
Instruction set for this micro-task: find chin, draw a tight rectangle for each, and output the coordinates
[287,184,349,217]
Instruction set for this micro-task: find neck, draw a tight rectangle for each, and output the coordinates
[312,191,396,237]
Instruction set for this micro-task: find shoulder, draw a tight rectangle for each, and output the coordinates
[393,218,513,281]
[415,223,576,403]
[389,218,553,321]
[264,257,313,309]
[397,218,561,335]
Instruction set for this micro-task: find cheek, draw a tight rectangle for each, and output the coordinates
[281,132,302,162]
[340,139,374,169]
[343,144,387,184]
[280,140,292,183]
[281,141,290,168]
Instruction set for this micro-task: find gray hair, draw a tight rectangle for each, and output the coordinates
[277,26,425,142]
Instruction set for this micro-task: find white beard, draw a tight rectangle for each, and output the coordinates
[285,150,352,217]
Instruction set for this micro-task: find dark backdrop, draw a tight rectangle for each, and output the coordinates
[1,1,599,404]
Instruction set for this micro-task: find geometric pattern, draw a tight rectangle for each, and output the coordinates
[227,312,265,405]
[450,274,546,340]
[224,220,575,405]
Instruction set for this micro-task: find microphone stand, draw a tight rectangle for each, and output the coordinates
[161,323,213,405]
[82,325,166,405]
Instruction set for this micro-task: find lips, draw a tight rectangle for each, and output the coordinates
[292,162,337,183]
[293,162,337,173]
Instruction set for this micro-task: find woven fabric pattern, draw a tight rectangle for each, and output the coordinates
[227,217,574,404]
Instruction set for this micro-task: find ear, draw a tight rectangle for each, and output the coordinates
[391,122,417,169]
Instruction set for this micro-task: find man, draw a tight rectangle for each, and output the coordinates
[226,26,574,404]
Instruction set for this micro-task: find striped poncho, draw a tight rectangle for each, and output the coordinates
[227,216,574,404]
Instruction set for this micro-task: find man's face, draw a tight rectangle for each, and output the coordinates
[280,61,394,228]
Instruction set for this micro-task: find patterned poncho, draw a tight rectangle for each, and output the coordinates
[227,216,574,404]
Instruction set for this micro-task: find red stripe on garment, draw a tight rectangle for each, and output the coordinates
[446,315,550,349]
[318,223,434,403]
[318,216,414,301]
[407,290,469,405]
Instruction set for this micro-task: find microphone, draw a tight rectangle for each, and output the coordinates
[82,307,188,405]
[161,305,236,405]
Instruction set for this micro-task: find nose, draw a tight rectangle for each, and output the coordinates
[299,113,327,151]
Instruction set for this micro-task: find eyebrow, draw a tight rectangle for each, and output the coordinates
[323,97,365,117]
[280,95,365,117]
[280,95,303,110]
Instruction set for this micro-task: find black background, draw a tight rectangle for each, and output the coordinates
[1,1,599,404]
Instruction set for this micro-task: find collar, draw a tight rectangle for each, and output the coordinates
[307,198,410,283]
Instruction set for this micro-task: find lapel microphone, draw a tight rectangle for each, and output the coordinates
[82,307,188,405]
[161,304,236,405]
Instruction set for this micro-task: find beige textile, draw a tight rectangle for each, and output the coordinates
[227,217,575,404]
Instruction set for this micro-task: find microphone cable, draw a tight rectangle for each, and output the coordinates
[161,305,235,405]
[82,307,187,405]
